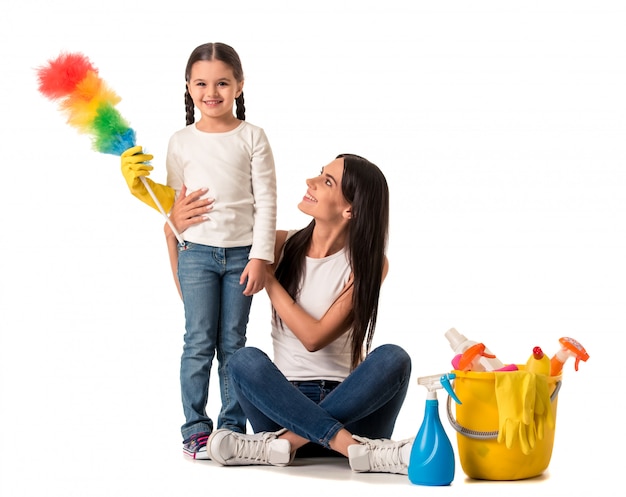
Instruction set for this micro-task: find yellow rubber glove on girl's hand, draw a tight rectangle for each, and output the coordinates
[121,146,175,213]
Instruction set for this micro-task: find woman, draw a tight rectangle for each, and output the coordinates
[166,154,412,474]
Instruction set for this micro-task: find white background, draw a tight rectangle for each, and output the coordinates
[0,1,624,496]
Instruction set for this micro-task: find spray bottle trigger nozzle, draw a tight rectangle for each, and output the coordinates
[440,373,461,405]
[559,336,590,372]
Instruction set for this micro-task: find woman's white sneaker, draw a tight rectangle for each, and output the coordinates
[348,435,413,474]
[208,429,293,466]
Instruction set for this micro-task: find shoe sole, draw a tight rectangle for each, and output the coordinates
[183,448,211,460]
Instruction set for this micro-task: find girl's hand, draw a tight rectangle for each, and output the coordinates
[240,258,267,296]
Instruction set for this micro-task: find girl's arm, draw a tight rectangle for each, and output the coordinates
[266,243,389,351]
[248,128,277,264]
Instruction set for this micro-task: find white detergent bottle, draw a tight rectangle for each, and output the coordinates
[445,328,504,372]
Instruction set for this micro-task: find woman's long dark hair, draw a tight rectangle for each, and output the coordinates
[274,154,389,369]
[184,42,245,125]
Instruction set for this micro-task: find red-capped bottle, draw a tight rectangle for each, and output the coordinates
[526,346,550,375]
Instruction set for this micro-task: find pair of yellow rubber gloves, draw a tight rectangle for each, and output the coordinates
[495,371,555,455]
[120,146,175,213]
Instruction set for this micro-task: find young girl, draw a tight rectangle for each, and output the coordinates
[120,42,277,459]
[168,155,412,474]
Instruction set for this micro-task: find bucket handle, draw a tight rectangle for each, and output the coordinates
[446,380,561,440]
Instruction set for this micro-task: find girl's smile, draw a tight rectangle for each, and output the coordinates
[187,59,243,131]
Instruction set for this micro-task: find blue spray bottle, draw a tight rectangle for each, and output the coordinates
[408,373,461,486]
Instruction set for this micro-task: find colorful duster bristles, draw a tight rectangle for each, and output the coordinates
[37,52,136,155]
[37,51,184,243]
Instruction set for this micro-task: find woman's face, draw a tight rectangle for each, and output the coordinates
[298,158,352,223]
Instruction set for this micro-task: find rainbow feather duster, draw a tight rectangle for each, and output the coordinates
[37,52,136,155]
[36,51,184,243]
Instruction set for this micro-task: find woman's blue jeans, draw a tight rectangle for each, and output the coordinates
[177,243,252,439]
[228,344,412,451]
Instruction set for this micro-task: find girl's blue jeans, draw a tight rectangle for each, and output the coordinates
[177,243,252,439]
[228,344,412,450]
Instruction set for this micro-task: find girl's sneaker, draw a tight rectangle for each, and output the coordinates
[182,432,211,460]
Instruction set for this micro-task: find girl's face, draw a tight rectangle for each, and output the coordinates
[299,158,352,223]
[186,59,243,128]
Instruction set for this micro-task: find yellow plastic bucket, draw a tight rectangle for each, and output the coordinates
[446,368,561,480]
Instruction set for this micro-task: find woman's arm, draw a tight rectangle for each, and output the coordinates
[265,272,353,351]
[164,223,182,299]
[164,185,214,299]
[266,250,389,352]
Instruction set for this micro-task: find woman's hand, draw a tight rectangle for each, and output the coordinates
[163,184,213,299]
[165,184,214,237]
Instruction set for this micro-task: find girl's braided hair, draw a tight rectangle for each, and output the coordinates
[184,42,245,125]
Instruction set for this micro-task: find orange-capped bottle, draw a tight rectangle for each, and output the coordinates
[550,337,590,376]
[444,328,504,372]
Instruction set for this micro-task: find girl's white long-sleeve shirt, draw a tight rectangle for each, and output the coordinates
[166,121,277,263]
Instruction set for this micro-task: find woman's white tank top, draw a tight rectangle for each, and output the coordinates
[271,237,352,381]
